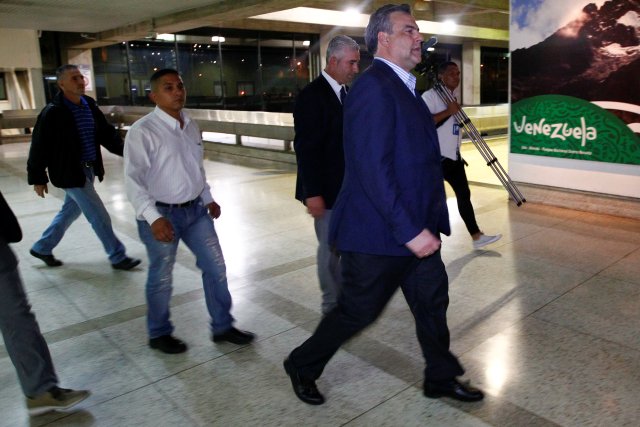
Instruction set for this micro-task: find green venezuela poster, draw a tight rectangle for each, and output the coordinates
[510,0,640,165]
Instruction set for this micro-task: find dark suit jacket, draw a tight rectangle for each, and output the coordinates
[27,92,124,189]
[330,60,450,256]
[293,74,345,209]
[0,191,22,243]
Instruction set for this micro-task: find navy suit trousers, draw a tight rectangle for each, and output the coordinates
[289,251,464,382]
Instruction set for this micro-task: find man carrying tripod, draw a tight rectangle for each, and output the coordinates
[422,61,501,249]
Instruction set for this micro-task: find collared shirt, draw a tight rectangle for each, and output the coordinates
[123,106,214,224]
[374,57,417,95]
[63,96,96,162]
[321,70,345,103]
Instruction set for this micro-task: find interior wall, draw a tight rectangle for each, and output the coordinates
[0,28,44,111]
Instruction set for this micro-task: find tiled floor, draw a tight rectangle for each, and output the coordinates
[1,141,639,427]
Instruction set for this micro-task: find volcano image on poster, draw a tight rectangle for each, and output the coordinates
[511,0,640,164]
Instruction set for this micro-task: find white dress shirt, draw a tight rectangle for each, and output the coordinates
[374,57,417,95]
[321,70,345,103]
[124,106,214,224]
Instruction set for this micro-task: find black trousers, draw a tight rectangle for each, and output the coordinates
[441,158,480,236]
[289,251,464,383]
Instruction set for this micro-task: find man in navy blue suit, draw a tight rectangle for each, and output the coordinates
[294,35,360,314]
[284,4,484,405]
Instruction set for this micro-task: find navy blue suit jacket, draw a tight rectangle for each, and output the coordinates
[293,75,345,209]
[330,60,450,256]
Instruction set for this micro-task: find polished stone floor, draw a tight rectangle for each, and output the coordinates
[1,141,639,427]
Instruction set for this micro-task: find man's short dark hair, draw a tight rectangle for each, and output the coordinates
[150,68,180,90]
[438,61,458,76]
[56,64,78,81]
[364,4,411,55]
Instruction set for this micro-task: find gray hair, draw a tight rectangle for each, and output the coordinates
[56,64,79,81]
[326,35,360,63]
[364,3,411,55]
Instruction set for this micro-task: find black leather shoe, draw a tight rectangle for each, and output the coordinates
[112,257,141,270]
[212,327,255,345]
[283,358,325,405]
[149,335,187,354]
[30,249,63,267]
[424,379,484,402]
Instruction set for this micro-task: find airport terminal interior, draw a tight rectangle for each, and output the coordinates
[1,1,640,426]
[1,139,639,426]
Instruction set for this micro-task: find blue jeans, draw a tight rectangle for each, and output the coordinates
[0,240,58,396]
[32,167,127,264]
[137,200,234,338]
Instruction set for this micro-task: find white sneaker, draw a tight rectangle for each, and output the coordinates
[473,233,502,249]
[26,386,90,416]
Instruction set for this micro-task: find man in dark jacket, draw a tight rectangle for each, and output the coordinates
[0,190,90,415]
[27,64,140,270]
[294,35,360,314]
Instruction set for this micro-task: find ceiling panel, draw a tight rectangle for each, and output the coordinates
[0,0,509,46]
[0,0,225,32]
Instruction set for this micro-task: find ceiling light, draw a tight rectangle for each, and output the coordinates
[156,34,175,41]
[443,20,457,32]
[345,7,360,19]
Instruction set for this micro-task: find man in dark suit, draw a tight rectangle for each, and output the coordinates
[294,35,360,314]
[284,4,484,405]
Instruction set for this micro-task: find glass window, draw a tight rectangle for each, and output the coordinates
[92,43,130,105]
[91,28,315,112]
[481,47,508,104]
[237,81,254,96]
[415,42,462,96]
[0,73,7,100]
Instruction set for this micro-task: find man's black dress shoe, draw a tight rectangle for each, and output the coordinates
[283,358,325,405]
[112,257,141,270]
[424,379,484,402]
[212,327,255,345]
[30,249,63,267]
[149,335,188,354]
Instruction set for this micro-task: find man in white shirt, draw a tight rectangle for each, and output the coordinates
[422,62,501,249]
[124,69,254,354]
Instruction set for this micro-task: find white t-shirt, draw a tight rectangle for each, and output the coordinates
[422,88,461,161]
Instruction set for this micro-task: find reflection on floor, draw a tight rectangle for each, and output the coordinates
[1,141,639,427]
[460,136,508,187]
